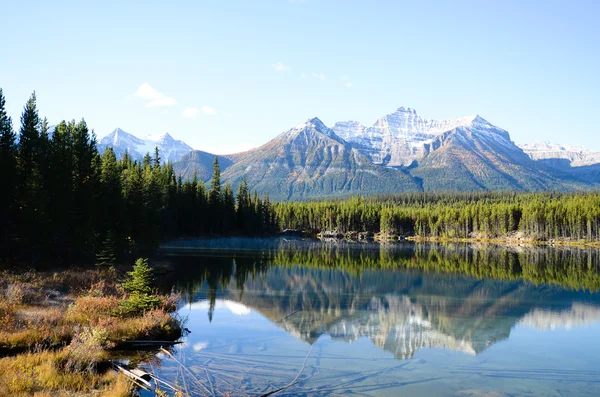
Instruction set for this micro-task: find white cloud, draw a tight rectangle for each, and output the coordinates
[135,82,176,107]
[345,82,353,88]
[312,73,326,80]
[188,300,251,316]
[201,105,217,115]
[135,82,164,100]
[273,62,290,72]
[193,342,209,352]
[183,107,200,119]
[301,72,307,79]
[146,97,176,107]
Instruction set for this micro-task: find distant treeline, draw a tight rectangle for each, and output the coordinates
[274,192,600,242]
[0,90,276,264]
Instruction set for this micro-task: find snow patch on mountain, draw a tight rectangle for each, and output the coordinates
[285,117,344,143]
[519,141,600,167]
[333,107,512,167]
[99,128,193,163]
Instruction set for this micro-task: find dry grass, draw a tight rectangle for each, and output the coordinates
[0,268,180,351]
[0,348,131,396]
[0,266,181,396]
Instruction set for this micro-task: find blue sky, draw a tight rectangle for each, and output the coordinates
[1,0,599,153]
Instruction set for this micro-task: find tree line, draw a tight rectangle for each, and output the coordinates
[273,192,600,242]
[0,90,276,264]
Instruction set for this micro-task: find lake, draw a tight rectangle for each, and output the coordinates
[144,238,600,396]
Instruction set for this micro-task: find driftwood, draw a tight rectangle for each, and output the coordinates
[160,347,213,396]
[114,340,183,349]
[115,364,152,390]
[258,344,314,397]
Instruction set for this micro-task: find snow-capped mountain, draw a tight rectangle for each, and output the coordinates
[175,116,421,200]
[519,141,600,168]
[174,108,595,195]
[98,128,193,163]
[332,106,513,167]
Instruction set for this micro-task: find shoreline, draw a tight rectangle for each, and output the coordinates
[0,262,183,396]
[404,235,600,248]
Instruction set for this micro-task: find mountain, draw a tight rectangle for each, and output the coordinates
[519,141,600,168]
[173,150,234,182]
[333,108,586,191]
[333,107,482,167]
[104,108,597,198]
[174,117,421,200]
[519,141,600,183]
[409,118,580,191]
[98,128,192,163]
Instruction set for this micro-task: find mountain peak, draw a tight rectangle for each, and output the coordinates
[103,128,141,146]
[396,106,417,115]
[308,116,327,130]
[158,132,174,141]
[111,127,126,136]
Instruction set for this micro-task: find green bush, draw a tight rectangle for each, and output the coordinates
[119,259,161,315]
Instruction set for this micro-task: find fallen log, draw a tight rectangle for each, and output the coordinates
[115,364,152,390]
[113,340,183,349]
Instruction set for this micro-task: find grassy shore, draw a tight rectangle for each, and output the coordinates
[0,263,182,396]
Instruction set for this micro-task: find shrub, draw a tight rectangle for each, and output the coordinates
[59,327,108,373]
[120,258,161,315]
[66,295,121,324]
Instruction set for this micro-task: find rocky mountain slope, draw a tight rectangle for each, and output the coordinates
[176,117,421,200]
[409,121,578,191]
[333,107,486,167]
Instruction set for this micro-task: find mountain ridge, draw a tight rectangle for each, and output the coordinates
[96,108,599,199]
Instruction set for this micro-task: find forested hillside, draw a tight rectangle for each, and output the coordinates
[0,90,276,264]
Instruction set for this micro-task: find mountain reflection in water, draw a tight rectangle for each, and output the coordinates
[151,239,600,396]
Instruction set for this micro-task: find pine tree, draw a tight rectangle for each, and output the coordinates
[223,183,236,233]
[208,156,222,233]
[17,92,42,263]
[153,147,161,170]
[48,121,74,257]
[0,88,17,251]
[122,258,154,295]
[236,176,251,233]
[208,156,222,206]
[71,119,97,254]
[100,148,122,241]
[95,233,117,267]
[120,258,160,314]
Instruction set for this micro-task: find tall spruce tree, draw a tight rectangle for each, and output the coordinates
[208,156,222,205]
[208,157,222,233]
[236,176,251,233]
[17,92,42,263]
[0,88,17,252]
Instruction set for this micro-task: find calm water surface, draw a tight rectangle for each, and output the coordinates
[144,239,600,396]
